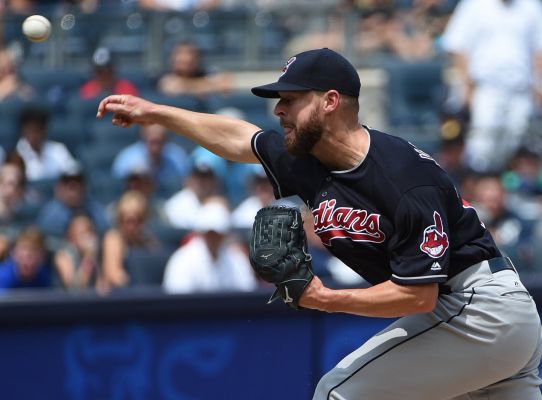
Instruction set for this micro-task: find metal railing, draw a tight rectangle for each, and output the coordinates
[3,7,394,73]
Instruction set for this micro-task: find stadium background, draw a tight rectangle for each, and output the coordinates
[1,0,542,399]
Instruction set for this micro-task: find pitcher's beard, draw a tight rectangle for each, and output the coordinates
[284,109,323,156]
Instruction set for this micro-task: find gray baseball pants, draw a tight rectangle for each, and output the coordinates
[313,259,542,400]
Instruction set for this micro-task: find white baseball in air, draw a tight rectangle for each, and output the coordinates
[22,15,51,42]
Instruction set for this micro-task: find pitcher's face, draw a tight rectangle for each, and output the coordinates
[274,91,323,156]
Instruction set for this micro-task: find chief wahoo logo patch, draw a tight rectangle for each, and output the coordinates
[280,56,296,77]
[420,211,449,258]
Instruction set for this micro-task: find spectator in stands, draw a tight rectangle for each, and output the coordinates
[0,159,41,223]
[354,8,398,58]
[0,48,34,101]
[57,0,99,14]
[111,124,190,197]
[433,113,472,188]
[79,47,139,100]
[231,165,274,229]
[502,147,542,199]
[285,4,440,62]
[36,163,110,238]
[0,227,51,290]
[5,0,38,15]
[384,7,441,61]
[2,150,41,202]
[100,190,161,290]
[441,0,542,173]
[107,163,169,228]
[157,41,232,98]
[138,0,219,12]
[15,105,79,182]
[53,214,99,291]
[164,147,226,229]
[162,197,257,294]
[501,147,542,223]
[0,153,41,260]
[471,173,535,272]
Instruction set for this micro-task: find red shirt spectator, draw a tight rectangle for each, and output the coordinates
[79,47,139,100]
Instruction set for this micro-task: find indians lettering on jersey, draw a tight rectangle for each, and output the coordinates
[420,211,449,258]
[312,199,385,246]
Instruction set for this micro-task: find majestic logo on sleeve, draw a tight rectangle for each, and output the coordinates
[420,211,449,258]
[312,199,385,246]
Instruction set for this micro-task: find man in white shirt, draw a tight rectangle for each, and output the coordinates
[231,165,274,229]
[441,0,542,172]
[15,106,78,181]
[162,198,257,294]
[163,147,226,229]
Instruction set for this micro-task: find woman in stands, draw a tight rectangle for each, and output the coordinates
[98,190,160,290]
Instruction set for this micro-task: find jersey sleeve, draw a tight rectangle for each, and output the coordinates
[250,130,298,199]
[388,186,451,285]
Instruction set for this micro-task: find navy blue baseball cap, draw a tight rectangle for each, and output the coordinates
[251,48,361,98]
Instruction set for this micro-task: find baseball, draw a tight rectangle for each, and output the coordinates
[22,15,51,42]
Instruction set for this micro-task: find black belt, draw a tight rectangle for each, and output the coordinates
[438,257,516,296]
[487,256,516,274]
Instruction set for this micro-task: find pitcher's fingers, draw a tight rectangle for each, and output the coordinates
[112,114,133,128]
[102,102,131,116]
[96,95,115,118]
[96,95,125,118]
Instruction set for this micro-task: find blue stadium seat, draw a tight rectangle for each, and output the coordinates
[116,68,159,93]
[27,178,57,202]
[0,99,27,150]
[149,223,189,252]
[65,97,103,132]
[125,247,175,286]
[89,120,140,148]
[48,116,89,158]
[207,91,279,130]
[384,60,446,128]
[20,67,86,96]
[80,142,122,176]
[86,171,124,206]
[141,90,207,112]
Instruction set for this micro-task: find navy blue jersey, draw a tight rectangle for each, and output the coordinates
[251,128,501,286]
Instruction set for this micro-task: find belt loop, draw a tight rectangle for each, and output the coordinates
[487,257,517,274]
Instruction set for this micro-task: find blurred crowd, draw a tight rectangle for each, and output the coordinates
[1,0,457,66]
[0,0,541,296]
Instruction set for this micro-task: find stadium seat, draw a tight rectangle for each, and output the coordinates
[149,223,189,252]
[65,97,103,134]
[48,115,89,158]
[89,120,140,148]
[207,91,279,130]
[20,67,86,97]
[125,247,175,286]
[384,60,446,128]
[80,142,122,176]
[0,99,27,150]
[27,178,57,201]
[116,68,159,94]
[86,172,124,206]
[141,90,206,112]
